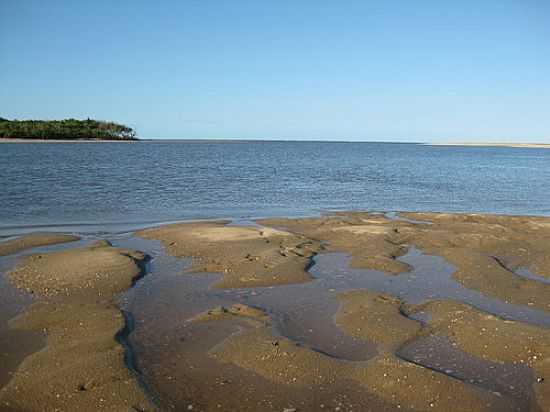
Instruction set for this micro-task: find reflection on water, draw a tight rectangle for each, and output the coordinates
[384,211,433,225]
[313,248,550,328]
[397,335,536,411]
[115,236,379,362]
[515,267,550,286]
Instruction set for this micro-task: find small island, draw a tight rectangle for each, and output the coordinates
[0,117,137,141]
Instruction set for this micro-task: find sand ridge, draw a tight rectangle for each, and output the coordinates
[336,290,422,351]
[0,233,80,257]
[406,300,550,410]
[138,221,321,288]
[261,212,550,312]
[395,212,550,311]
[259,214,411,274]
[0,240,156,412]
[200,299,514,412]
[8,240,146,298]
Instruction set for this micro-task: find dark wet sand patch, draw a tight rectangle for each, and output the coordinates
[0,264,44,389]
[0,250,46,390]
[404,299,550,410]
[397,335,537,410]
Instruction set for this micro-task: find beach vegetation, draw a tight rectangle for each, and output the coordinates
[0,117,137,140]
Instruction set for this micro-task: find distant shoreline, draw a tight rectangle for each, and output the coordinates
[0,138,419,144]
[429,142,550,149]
[0,138,138,143]
[1,138,548,148]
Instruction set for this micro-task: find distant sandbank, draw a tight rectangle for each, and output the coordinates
[429,142,550,149]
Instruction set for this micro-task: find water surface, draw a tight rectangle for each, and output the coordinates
[2,141,550,235]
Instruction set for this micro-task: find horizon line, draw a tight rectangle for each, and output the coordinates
[138,138,549,145]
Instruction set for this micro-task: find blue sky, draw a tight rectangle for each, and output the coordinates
[1,0,549,142]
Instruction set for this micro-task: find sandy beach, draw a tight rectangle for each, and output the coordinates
[1,211,550,411]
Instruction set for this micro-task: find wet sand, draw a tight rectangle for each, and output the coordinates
[0,252,44,390]
[0,239,156,411]
[1,212,550,411]
[138,221,321,288]
[0,233,79,257]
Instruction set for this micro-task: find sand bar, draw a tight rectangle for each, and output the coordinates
[1,211,550,411]
[0,233,80,256]
[429,142,550,148]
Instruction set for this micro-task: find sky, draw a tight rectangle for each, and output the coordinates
[1,0,549,142]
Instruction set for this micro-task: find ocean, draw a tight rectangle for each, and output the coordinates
[1,141,549,236]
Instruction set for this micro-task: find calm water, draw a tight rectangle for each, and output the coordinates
[1,141,550,236]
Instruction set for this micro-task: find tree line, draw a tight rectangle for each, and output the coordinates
[0,117,137,140]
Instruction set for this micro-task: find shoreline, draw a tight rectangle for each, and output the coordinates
[3,208,550,238]
[2,138,549,148]
[0,138,420,144]
[0,138,139,143]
